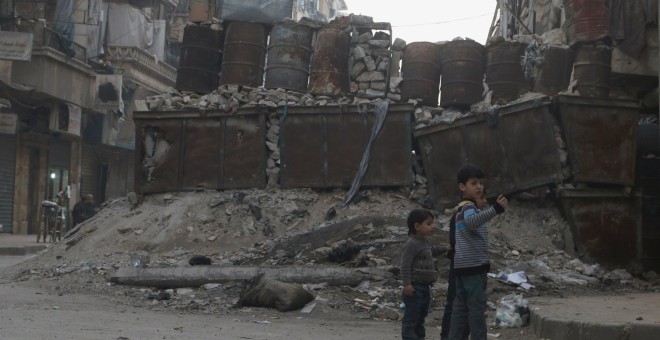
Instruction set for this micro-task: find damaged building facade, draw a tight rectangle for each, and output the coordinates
[134,0,659,273]
[0,0,178,236]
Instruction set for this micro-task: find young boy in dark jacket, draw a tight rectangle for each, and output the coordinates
[449,165,507,340]
[441,194,487,340]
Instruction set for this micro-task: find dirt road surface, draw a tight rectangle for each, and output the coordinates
[0,282,403,340]
[0,279,539,340]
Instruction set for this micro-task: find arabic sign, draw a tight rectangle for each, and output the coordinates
[0,31,33,61]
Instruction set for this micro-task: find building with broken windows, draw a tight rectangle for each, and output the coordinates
[0,0,178,235]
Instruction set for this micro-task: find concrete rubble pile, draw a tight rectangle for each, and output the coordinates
[348,28,406,103]
[6,190,659,320]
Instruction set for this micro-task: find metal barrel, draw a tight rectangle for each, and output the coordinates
[439,40,485,109]
[175,25,224,93]
[534,46,574,96]
[564,0,610,46]
[573,45,611,98]
[308,27,351,96]
[400,42,442,107]
[486,41,530,105]
[220,21,267,87]
[265,22,313,92]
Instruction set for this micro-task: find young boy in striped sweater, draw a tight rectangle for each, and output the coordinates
[449,165,508,340]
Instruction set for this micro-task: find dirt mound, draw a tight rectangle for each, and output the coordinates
[2,188,654,321]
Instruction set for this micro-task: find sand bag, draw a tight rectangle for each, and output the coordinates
[238,274,314,312]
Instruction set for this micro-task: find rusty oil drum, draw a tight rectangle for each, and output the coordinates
[400,42,442,106]
[220,21,267,87]
[265,22,313,92]
[534,46,574,96]
[175,25,224,93]
[439,40,485,108]
[564,0,610,46]
[486,41,529,105]
[308,27,351,96]
[573,45,611,98]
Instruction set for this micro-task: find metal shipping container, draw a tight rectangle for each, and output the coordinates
[134,109,267,194]
[556,95,641,186]
[414,96,562,208]
[641,195,660,272]
[558,187,641,270]
[279,104,414,188]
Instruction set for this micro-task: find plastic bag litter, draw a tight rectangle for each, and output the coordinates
[495,293,530,328]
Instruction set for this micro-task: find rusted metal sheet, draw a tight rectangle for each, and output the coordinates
[308,27,351,96]
[564,0,610,46]
[414,96,562,208]
[279,104,414,188]
[400,42,442,107]
[557,95,640,186]
[220,22,267,87]
[265,22,313,92]
[222,115,268,189]
[439,40,485,109]
[558,188,640,269]
[182,120,221,189]
[534,46,574,96]
[573,45,612,98]
[176,25,224,94]
[486,41,529,105]
[134,110,267,194]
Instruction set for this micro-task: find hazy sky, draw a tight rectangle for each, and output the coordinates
[341,0,496,45]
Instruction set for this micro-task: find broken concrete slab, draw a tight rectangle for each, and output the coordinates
[110,265,392,288]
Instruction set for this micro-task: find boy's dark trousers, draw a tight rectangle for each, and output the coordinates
[440,267,456,340]
[448,273,488,340]
[402,282,431,340]
[442,266,471,339]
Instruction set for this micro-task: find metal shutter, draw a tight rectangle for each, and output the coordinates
[0,134,16,233]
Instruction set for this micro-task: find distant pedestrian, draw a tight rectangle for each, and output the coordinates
[72,194,98,227]
[400,209,440,340]
[449,165,508,340]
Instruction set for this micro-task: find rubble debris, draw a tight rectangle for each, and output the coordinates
[188,255,212,266]
[328,239,362,263]
[142,127,171,182]
[5,188,657,322]
[238,274,314,312]
[495,293,530,328]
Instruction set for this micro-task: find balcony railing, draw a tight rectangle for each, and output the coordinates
[43,27,87,63]
[105,45,177,84]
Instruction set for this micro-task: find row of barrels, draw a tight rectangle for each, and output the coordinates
[176,22,312,93]
[400,40,612,108]
[176,21,351,95]
[177,20,611,106]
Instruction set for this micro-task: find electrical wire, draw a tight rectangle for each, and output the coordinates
[391,13,491,27]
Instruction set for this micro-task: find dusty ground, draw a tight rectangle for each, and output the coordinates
[1,187,657,339]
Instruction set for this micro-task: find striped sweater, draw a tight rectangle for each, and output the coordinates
[453,199,504,276]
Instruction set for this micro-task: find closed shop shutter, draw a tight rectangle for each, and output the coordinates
[0,134,16,233]
[81,144,100,200]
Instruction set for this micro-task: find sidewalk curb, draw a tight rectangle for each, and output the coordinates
[531,309,660,340]
[0,245,47,256]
